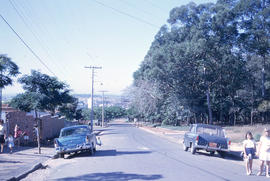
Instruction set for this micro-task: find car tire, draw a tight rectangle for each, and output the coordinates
[183,142,188,151]
[89,146,94,156]
[190,143,196,154]
[58,153,64,158]
[209,151,215,156]
[218,151,226,158]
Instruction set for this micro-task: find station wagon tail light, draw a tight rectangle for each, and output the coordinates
[228,140,231,145]
[85,136,89,143]
[54,139,59,147]
[196,136,199,143]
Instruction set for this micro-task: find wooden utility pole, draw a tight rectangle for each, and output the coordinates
[99,90,108,127]
[85,66,102,131]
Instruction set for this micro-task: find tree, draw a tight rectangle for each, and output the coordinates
[10,70,77,153]
[18,70,72,115]
[0,54,19,114]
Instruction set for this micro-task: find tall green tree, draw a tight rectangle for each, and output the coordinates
[18,70,72,115]
[0,54,19,115]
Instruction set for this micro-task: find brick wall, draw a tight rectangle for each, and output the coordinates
[6,111,65,142]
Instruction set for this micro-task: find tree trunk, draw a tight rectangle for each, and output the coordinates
[250,110,253,125]
[206,88,213,124]
[234,112,236,126]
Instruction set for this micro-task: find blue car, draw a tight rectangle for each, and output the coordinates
[54,125,97,158]
[183,124,230,158]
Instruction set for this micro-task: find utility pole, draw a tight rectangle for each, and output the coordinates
[85,66,102,131]
[99,90,108,127]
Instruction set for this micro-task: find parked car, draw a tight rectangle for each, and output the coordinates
[183,124,230,158]
[54,125,97,158]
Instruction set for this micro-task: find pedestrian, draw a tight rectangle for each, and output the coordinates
[7,133,14,153]
[23,127,29,146]
[14,124,22,147]
[257,128,270,177]
[243,131,256,175]
[0,119,6,153]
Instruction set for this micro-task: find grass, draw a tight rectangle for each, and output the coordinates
[224,124,269,143]
[159,125,190,131]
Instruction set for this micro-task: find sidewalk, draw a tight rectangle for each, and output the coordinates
[0,146,55,181]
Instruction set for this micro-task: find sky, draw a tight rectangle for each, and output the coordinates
[0,0,215,97]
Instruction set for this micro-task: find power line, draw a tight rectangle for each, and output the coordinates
[9,0,69,78]
[0,14,56,76]
[91,0,160,28]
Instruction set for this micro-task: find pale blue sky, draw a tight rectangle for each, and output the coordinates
[0,0,215,96]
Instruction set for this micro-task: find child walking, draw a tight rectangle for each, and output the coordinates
[257,128,270,177]
[7,134,14,153]
[243,131,256,175]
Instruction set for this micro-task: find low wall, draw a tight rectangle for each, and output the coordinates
[6,111,65,142]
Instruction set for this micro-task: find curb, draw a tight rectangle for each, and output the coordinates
[7,163,44,181]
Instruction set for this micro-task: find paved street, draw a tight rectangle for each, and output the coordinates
[24,122,269,181]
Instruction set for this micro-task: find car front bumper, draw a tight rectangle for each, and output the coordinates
[55,143,92,154]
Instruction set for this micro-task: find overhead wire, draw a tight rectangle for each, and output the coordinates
[91,0,160,28]
[11,0,72,79]
[8,0,67,78]
[0,14,56,77]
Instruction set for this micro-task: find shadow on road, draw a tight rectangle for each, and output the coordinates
[66,149,152,159]
[0,160,22,163]
[194,150,243,161]
[54,171,162,181]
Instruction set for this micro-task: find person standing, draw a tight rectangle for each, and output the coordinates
[243,131,256,175]
[7,133,14,153]
[257,128,270,177]
[0,119,6,153]
[14,124,22,147]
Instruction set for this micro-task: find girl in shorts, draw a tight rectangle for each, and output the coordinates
[243,131,256,175]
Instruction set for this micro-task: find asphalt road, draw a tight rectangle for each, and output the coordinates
[24,122,269,181]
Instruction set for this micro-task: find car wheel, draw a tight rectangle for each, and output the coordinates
[190,143,196,154]
[209,151,215,156]
[183,142,188,151]
[218,151,226,158]
[58,153,64,158]
[89,146,94,156]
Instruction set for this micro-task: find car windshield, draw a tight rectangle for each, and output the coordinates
[196,126,225,137]
[60,127,89,137]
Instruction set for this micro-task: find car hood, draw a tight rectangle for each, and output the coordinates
[57,135,86,146]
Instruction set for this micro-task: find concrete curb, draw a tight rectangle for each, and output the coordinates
[7,163,44,181]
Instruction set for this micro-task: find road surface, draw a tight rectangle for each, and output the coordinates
[24,122,269,181]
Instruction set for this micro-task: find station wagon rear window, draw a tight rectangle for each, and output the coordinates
[196,126,225,137]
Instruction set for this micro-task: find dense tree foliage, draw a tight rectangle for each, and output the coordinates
[82,106,126,123]
[9,70,80,120]
[0,55,19,114]
[128,0,270,126]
